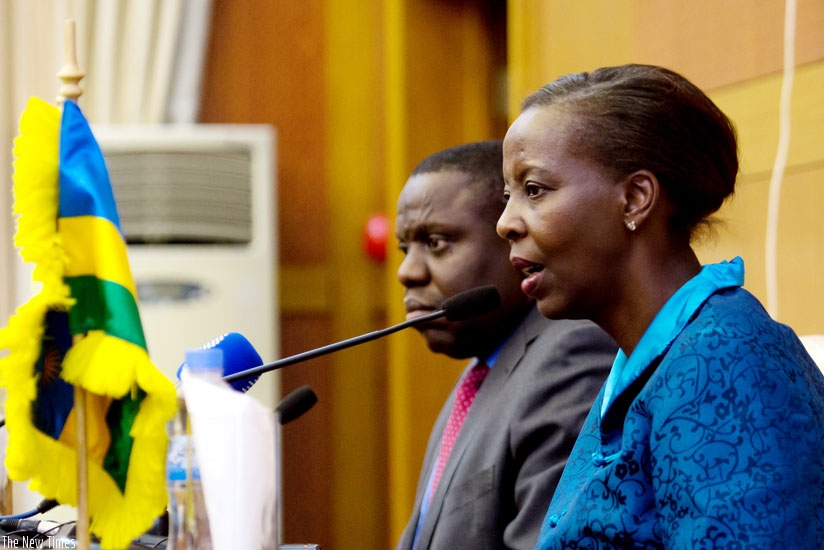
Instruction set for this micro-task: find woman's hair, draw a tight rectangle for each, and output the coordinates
[522,64,739,240]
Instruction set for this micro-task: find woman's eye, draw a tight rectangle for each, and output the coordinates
[525,183,543,197]
[502,190,510,203]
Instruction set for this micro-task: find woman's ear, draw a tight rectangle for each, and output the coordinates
[622,170,658,230]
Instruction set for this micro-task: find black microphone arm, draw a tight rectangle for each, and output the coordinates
[224,285,500,384]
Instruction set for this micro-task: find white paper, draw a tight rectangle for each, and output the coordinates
[801,334,824,373]
[181,372,277,549]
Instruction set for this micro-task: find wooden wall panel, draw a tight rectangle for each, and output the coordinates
[508,1,634,115]
[630,0,824,90]
[694,166,824,335]
[774,169,824,334]
[199,1,335,547]
[709,63,824,177]
[697,63,824,334]
[404,0,508,157]
[200,0,328,265]
[278,316,334,547]
[509,0,824,110]
[323,2,389,548]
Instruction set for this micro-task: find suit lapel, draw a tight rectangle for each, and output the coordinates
[415,307,545,547]
[495,306,547,376]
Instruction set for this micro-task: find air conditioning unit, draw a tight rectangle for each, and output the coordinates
[92,123,280,409]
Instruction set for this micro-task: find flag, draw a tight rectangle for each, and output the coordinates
[0,97,177,549]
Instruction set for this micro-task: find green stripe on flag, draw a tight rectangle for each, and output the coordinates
[65,276,147,349]
[103,390,145,493]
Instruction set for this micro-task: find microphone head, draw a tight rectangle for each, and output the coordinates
[177,332,262,392]
[442,285,502,321]
[276,385,318,425]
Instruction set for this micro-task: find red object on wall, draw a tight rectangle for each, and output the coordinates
[363,213,389,263]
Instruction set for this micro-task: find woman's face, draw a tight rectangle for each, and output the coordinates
[497,105,628,323]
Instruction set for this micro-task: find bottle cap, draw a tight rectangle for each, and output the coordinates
[184,347,224,373]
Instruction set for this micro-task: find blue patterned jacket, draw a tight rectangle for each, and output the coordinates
[536,259,824,549]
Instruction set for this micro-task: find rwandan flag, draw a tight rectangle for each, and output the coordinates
[0,97,177,549]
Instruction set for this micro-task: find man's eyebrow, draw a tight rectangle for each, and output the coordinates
[414,222,460,236]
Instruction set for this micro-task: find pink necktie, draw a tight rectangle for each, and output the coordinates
[430,360,490,499]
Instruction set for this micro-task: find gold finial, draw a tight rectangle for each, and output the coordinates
[57,19,84,104]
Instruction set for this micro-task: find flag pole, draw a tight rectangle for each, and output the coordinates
[57,18,90,550]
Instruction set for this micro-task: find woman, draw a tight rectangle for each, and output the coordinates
[497,64,824,549]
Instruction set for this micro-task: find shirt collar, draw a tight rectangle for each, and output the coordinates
[601,257,745,417]
[481,315,523,368]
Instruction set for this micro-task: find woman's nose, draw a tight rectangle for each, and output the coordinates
[497,201,525,241]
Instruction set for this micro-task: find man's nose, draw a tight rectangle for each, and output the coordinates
[397,246,429,287]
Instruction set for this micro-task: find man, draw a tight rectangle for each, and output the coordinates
[394,140,617,550]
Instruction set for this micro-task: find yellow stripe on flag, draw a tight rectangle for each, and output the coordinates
[59,216,138,298]
[57,392,113,465]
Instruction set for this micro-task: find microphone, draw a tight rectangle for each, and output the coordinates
[175,338,319,420]
[224,285,501,383]
[0,518,61,536]
[276,385,318,425]
[439,285,502,321]
[177,332,263,392]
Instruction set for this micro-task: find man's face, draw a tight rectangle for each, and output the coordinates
[395,170,531,358]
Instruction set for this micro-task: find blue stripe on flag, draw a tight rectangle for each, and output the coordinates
[58,100,121,228]
[32,310,75,439]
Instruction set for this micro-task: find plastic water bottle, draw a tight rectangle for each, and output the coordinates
[166,347,225,550]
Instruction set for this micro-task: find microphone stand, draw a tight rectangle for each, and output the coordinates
[224,309,445,383]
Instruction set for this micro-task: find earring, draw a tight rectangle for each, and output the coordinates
[625,219,636,231]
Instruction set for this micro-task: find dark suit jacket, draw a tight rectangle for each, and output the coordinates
[396,306,617,550]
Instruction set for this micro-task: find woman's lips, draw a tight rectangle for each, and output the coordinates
[510,257,545,297]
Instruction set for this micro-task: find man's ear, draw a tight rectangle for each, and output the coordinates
[622,170,659,230]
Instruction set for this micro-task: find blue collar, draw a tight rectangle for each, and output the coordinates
[601,257,745,417]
